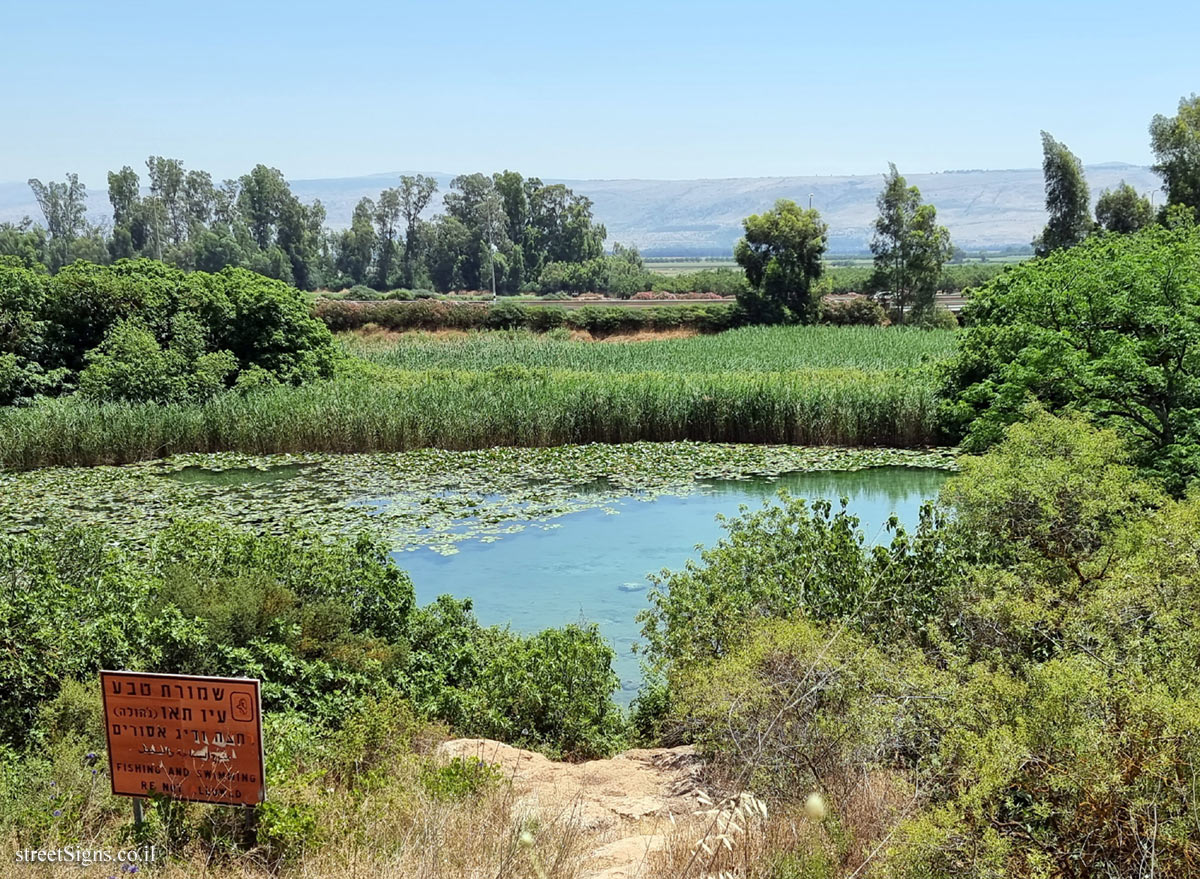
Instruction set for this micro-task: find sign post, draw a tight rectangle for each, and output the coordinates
[100,671,266,813]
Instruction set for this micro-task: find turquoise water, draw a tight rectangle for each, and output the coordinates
[391,466,948,701]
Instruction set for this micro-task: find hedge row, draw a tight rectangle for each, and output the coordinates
[313,299,738,334]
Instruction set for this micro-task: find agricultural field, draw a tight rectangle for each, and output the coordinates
[644,258,741,275]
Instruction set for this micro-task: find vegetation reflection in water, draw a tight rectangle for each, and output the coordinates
[394,465,949,697]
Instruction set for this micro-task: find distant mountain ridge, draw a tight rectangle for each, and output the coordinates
[0,164,1162,256]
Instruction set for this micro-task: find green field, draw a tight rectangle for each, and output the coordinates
[644,258,740,275]
[345,325,956,372]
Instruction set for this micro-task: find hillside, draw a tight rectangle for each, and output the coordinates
[0,163,1162,255]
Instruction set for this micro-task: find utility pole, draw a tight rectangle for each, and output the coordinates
[488,198,498,299]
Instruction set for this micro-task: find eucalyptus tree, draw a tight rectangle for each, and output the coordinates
[146,156,188,246]
[1034,131,1093,255]
[373,188,402,289]
[398,174,438,288]
[106,166,142,260]
[336,197,377,286]
[444,173,509,291]
[527,182,605,269]
[1150,94,1200,219]
[238,164,291,251]
[183,170,216,229]
[27,173,89,270]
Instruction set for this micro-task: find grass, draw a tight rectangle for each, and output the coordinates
[344,325,956,372]
[0,327,954,469]
[6,687,593,879]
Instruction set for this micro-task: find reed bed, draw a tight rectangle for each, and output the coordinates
[345,325,956,372]
[0,368,941,469]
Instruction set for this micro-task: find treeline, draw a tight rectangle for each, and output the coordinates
[821,262,1008,296]
[731,168,958,327]
[1,162,622,295]
[315,298,736,335]
[1035,93,1200,253]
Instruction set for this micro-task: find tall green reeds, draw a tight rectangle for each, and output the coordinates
[343,325,956,372]
[0,367,940,469]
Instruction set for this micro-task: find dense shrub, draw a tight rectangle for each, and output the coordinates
[0,258,337,405]
[822,262,1010,295]
[0,520,623,758]
[908,304,958,329]
[642,412,1200,876]
[818,296,888,326]
[312,298,736,335]
[672,618,931,799]
[639,495,960,671]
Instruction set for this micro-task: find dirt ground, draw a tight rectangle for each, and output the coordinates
[438,738,741,879]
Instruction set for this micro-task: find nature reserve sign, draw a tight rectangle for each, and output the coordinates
[100,671,265,806]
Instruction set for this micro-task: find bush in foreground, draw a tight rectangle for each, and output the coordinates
[0,519,623,758]
[640,411,1200,877]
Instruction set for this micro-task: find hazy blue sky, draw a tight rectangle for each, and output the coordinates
[4,0,1197,185]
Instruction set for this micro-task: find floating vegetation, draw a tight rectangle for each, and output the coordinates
[0,443,956,553]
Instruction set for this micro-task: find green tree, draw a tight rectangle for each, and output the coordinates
[27,173,88,270]
[1150,93,1200,220]
[146,156,187,246]
[425,215,471,292]
[1034,131,1093,255]
[213,178,240,226]
[733,199,827,323]
[0,261,64,403]
[444,174,509,291]
[941,223,1200,492]
[526,182,605,271]
[193,227,246,274]
[106,166,142,261]
[867,164,952,321]
[1095,181,1154,233]
[106,166,140,229]
[237,164,291,251]
[183,169,216,229]
[398,174,438,288]
[0,219,48,270]
[493,170,529,248]
[373,188,402,289]
[336,198,377,287]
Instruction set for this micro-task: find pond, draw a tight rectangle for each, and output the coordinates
[391,466,949,700]
[0,443,952,703]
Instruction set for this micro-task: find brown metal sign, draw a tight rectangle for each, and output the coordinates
[100,670,265,806]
